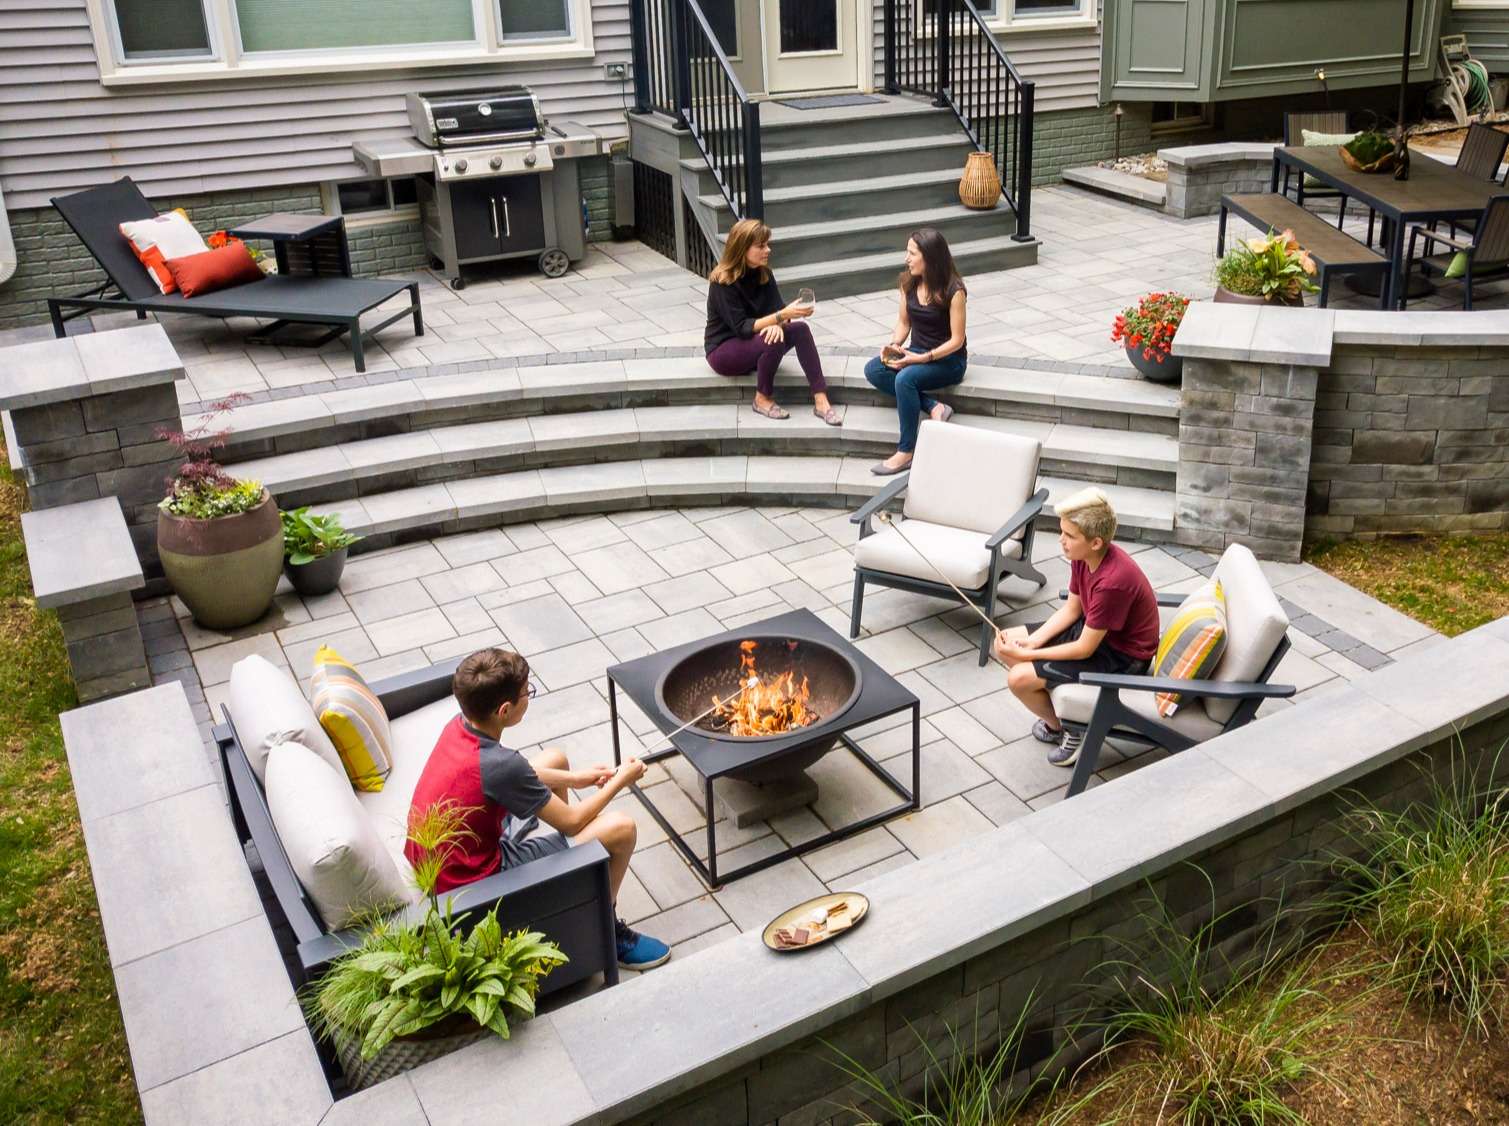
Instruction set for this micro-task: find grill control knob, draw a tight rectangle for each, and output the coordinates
[489,155,503,171]
[524,151,537,167]
[455,159,468,174]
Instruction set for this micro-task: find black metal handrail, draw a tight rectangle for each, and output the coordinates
[884,0,1034,241]
[630,0,763,221]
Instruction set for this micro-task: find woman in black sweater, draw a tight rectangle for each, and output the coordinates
[704,219,839,423]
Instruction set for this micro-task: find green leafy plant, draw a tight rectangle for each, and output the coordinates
[1343,130,1395,166]
[303,800,567,1062]
[1215,227,1321,303]
[281,505,361,565]
[156,393,265,519]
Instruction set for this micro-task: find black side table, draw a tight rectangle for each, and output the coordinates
[227,212,352,279]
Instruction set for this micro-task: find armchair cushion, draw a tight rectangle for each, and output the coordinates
[1151,577,1228,717]
[228,653,345,784]
[1051,681,1226,743]
[1204,544,1289,723]
[854,517,1021,590]
[903,421,1041,537]
[356,695,460,876]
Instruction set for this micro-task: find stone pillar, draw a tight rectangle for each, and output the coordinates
[56,592,152,702]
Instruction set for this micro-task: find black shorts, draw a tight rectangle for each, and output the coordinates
[1030,619,1149,689]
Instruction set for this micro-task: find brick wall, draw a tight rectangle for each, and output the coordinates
[1034,104,1154,185]
[346,215,430,276]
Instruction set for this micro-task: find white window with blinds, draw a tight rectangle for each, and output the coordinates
[87,0,595,81]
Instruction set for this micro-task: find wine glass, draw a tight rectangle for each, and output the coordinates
[796,287,816,316]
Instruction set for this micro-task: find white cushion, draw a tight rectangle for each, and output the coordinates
[903,421,1040,535]
[265,740,415,929]
[1203,544,1289,724]
[228,654,345,784]
[854,517,1021,591]
[1050,682,1226,744]
[357,696,462,878]
[119,212,208,294]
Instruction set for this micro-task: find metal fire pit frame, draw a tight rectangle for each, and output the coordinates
[606,608,921,889]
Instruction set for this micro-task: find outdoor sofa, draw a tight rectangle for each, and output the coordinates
[214,653,619,995]
[48,177,422,373]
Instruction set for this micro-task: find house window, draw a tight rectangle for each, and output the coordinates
[235,0,478,53]
[499,0,572,41]
[327,178,419,218]
[921,0,1092,31]
[108,0,214,59]
[1151,101,1213,135]
[1011,0,1083,15]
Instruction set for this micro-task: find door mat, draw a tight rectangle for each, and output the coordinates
[774,94,884,110]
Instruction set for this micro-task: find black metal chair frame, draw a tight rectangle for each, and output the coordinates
[1053,592,1296,797]
[214,657,620,994]
[849,473,1049,667]
[1217,194,1390,309]
[46,177,423,374]
[1404,195,1509,311]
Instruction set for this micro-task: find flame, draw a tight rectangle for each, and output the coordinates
[709,640,818,736]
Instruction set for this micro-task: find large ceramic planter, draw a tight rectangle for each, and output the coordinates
[283,547,348,597]
[335,1015,493,1092]
[1125,342,1183,384]
[158,492,282,629]
[1214,287,1303,308]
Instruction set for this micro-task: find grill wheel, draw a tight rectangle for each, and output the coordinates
[538,248,570,278]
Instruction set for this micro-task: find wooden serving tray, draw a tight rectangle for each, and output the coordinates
[761,891,870,953]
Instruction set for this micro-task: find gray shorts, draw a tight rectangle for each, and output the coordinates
[500,815,569,869]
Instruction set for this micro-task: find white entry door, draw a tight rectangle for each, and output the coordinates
[762,0,859,94]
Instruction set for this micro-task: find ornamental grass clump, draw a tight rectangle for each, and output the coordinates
[304,800,567,1064]
[155,393,265,518]
[1332,752,1509,1037]
[1110,291,1190,365]
[1215,227,1321,304]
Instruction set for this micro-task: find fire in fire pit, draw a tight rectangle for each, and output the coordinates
[706,641,821,736]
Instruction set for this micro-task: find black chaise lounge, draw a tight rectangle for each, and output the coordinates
[48,177,422,373]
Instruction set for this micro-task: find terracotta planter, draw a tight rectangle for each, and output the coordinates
[284,547,348,597]
[1125,342,1183,384]
[959,152,1002,210]
[158,491,282,629]
[335,1013,496,1091]
[1214,286,1303,308]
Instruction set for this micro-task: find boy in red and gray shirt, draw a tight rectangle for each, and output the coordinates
[992,486,1161,767]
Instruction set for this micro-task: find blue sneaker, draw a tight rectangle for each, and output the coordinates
[616,919,671,971]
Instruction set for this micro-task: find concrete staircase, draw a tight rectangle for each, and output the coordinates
[200,353,1177,554]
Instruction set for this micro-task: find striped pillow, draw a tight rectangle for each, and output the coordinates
[1153,578,1228,717]
[311,645,393,792]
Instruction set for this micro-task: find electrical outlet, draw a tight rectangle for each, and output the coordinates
[604,62,628,81]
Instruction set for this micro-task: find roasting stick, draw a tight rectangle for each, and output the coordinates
[875,511,1003,638]
[639,676,760,756]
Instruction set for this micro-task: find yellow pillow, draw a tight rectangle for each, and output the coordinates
[310,645,393,792]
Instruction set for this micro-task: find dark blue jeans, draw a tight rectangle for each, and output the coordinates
[863,348,967,453]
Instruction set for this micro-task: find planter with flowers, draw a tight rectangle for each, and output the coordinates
[1214,228,1320,307]
[1111,292,1191,384]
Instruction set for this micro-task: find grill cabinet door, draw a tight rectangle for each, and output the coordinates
[492,174,545,254]
[450,179,503,259]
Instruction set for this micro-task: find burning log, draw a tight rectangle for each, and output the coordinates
[707,640,822,736]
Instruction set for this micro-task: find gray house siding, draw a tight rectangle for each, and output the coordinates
[1446,6,1509,70]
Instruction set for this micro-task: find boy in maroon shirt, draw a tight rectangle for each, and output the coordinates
[405,648,670,970]
[992,486,1161,767]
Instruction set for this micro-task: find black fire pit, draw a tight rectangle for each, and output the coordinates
[607,609,920,888]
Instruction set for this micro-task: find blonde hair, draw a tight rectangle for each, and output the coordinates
[1056,486,1118,544]
[709,218,772,286]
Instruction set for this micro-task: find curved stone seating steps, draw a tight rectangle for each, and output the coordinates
[230,401,1178,503]
[306,455,1174,555]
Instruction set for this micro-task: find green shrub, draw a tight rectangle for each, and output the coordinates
[158,476,265,519]
[281,505,361,564]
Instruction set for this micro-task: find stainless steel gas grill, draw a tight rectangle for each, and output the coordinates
[354,87,598,290]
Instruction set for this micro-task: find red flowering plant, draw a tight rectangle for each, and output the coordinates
[206,230,263,262]
[1110,291,1191,365]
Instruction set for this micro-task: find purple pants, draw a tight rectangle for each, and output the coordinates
[706,321,827,397]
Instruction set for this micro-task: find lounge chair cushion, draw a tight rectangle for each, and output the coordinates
[357,695,460,878]
[903,421,1041,537]
[1151,576,1228,717]
[311,644,394,793]
[228,653,346,783]
[1050,681,1226,744]
[265,739,415,928]
[165,242,264,298]
[854,517,1021,590]
[1203,543,1289,724]
[119,211,207,294]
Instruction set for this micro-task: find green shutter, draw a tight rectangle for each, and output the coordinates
[236,0,477,52]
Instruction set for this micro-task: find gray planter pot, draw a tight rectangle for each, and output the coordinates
[158,491,282,630]
[283,547,348,597]
[336,1019,490,1092]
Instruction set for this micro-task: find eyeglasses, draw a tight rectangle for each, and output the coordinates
[526,681,538,699]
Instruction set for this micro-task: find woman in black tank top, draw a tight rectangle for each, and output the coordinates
[863,228,968,475]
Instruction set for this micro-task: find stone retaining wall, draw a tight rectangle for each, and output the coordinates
[1160,143,1277,219]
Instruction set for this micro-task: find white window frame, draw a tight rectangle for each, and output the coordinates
[1452,0,1509,8]
[915,0,1095,39]
[86,0,594,86]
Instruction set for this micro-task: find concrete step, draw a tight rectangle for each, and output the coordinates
[1060,166,1167,209]
[776,233,1038,299]
[228,400,1176,503]
[304,455,1175,549]
[755,99,960,151]
[702,167,970,231]
[684,134,973,192]
[734,203,1014,269]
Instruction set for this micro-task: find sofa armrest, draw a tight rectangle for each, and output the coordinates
[1076,671,1296,700]
[371,656,464,719]
[850,473,910,524]
[986,487,1048,550]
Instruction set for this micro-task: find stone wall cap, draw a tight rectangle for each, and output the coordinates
[1333,309,1509,346]
[1172,301,1261,361]
[1159,141,1276,168]
[21,495,144,608]
[0,324,183,411]
[1173,302,1333,366]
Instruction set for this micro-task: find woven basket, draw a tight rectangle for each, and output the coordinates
[1339,145,1397,175]
[336,1018,490,1091]
[959,152,1002,209]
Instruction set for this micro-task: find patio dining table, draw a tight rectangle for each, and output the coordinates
[1270,145,1501,308]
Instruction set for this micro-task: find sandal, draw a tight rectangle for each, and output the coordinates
[931,403,955,423]
[813,405,842,426]
[752,401,790,420]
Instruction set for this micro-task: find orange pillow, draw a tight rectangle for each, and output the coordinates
[164,244,264,298]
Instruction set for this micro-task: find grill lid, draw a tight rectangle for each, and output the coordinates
[407,87,544,147]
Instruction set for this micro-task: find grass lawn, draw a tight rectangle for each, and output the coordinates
[1306,533,1509,637]
[0,463,140,1125]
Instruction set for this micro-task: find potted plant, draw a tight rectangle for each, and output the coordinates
[1213,228,1320,307]
[156,395,283,630]
[1339,128,1398,175]
[1110,292,1190,383]
[281,506,361,597]
[304,802,568,1091]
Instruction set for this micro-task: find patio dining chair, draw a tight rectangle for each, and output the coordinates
[1403,194,1509,310]
[849,420,1049,666]
[1280,111,1356,232]
[1457,122,1509,183]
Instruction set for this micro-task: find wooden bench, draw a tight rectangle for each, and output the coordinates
[1218,193,1390,309]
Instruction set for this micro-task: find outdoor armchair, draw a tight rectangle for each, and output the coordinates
[1403,194,1509,310]
[1456,122,1509,183]
[1047,542,1296,797]
[849,420,1049,666]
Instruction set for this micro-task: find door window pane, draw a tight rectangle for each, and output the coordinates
[113,0,212,59]
[1012,0,1081,14]
[499,0,572,40]
[235,0,476,52]
[780,0,836,53]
